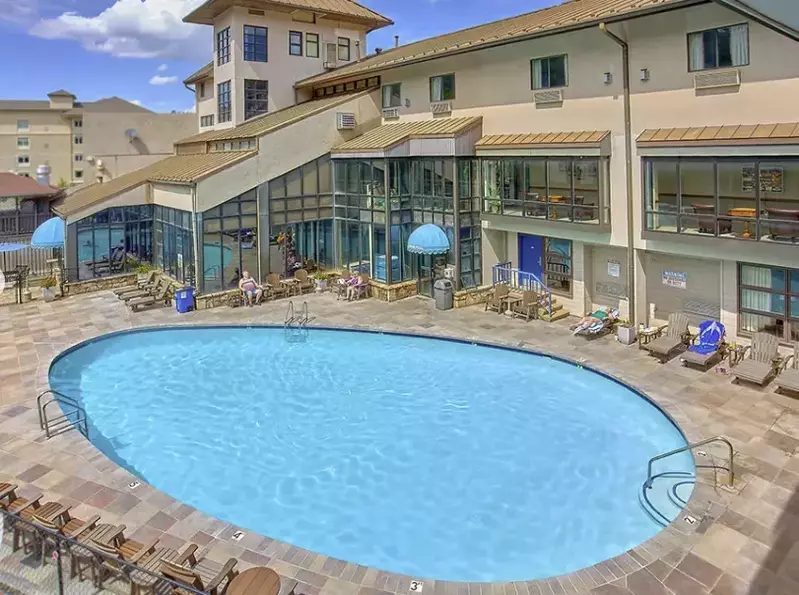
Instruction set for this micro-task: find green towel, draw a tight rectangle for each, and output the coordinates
[593,310,608,321]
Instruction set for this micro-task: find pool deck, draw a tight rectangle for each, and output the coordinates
[2,291,799,595]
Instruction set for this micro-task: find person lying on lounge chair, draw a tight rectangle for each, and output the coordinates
[238,271,263,306]
[571,308,620,336]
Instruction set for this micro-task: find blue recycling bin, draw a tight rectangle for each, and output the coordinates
[175,287,195,314]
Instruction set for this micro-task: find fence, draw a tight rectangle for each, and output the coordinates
[0,235,57,277]
[0,506,207,595]
[0,213,52,238]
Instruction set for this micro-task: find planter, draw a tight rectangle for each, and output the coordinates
[617,325,637,346]
[314,279,328,293]
[42,287,56,303]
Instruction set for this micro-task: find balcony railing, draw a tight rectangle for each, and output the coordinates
[492,261,554,318]
[0,212,53,237]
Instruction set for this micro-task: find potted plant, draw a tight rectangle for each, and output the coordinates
[616,319,637,345]
[312,271,334,293]
[40,275,58,303]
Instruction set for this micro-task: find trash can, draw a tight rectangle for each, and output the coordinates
[175,287,195,314]
[433,279,454,310]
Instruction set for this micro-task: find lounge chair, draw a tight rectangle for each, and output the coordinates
[349,273,370,301]
[10,499,69,554]
[680,321,726,368]
[571,308,619,336]
[128,280,173,312]
[777,344,799,395]
[161,555,239,595]
[644,312,691,362]
[91,526,160,589]
[70,523,124,586]
[120,277,167,302]
[485,284,509,314]
[0,484,43,516]
[32,510,101,566]
[733,332,781,386]
[115,271,159,297]
[266,273,289,300]
[511,290,539,322]
[294,269,314,294]
[130,543,199,595]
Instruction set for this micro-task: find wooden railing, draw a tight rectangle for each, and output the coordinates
[0,212,53,237]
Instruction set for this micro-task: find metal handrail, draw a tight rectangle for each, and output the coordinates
[645,436,734,489]
[37,389,88,439]
[284,301,296,326]
[492,263,554,318]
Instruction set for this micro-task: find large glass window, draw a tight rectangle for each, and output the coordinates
[688,24,748,71]
[429,74,455,102]
[482,157,605,224]
[217,27,231,65]
[545,238,572,295]
[218,80,231,123]
[244,25,268,62]
[739,264,799,342]
[244,79,268,120]
[645,157,799,244]
[531,55,568,89]
[202,188,258,293]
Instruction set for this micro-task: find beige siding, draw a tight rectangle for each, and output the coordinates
[152,182,193,211]
[643,253,721,325]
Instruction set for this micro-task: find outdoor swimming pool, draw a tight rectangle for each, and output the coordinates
[49,327,693,582]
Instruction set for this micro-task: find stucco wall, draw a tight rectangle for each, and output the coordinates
[0,110,72,183]
[152,182,193,212]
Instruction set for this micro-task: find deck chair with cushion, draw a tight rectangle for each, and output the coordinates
[571,308,619,336]
[777,344,799,395]
[113,271,158,296]
[680,320,726,369]
[485,284,509,314]
[161,555,239,595]
[733,332,781,386]
[644,312,691,362]
[128,279,173,312]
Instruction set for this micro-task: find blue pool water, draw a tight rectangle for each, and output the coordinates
[49,327,693,582]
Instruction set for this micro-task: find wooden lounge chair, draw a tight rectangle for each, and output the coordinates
[91,526,160,590]
[32,510,101,566]
[267,273,289,300]
[484,284,509,314]
[0,484,43,517]
[511,290,538,321]
[131,543,199,595]
[733,332,781,386]
[128,280,173,312]
[680,321,726,369]
[644,312,690,363]
[114,271,158,296]
[777,344,799,395]
[161,555,239,595]
[294,269,314,294]
[120,277,166,302]
[70,523,124,586]
[11,500,70,555]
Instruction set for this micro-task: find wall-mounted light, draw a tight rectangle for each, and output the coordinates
[640,68,650,82]
[405,98,411,108]
[603,72,613,85]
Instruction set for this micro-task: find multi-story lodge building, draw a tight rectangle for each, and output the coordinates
[54,0,799,344]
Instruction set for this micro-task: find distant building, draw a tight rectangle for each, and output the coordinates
[0,170,61,237]
[0,90,197,186]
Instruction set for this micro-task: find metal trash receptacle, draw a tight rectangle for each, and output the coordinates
[175,287,195,314]
[433,279,454,310]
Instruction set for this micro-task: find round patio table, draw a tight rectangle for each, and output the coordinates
[228,567,282,595]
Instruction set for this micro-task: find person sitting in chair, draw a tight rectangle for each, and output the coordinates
[238,271,263,306]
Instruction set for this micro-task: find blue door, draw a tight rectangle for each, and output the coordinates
[518,234,544,282]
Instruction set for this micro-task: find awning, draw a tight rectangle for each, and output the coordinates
[332,117,483,158]
[31,217,65,249]
[407,224,450,255]
[637,123,799,147]
[476,130,611,157]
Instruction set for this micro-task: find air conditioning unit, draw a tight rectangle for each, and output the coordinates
[323,42,338,69]
[533,89,564,104]
[430,101,452,115]
[382,107,399,120]
[337,112,356,130]
[694,69,740,90]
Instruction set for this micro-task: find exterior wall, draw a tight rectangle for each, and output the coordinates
[83,111,197,181]
[152,182,193,212]
[0,109,72,183]
[210,6,368,128]
[196,78,216,129]
[64,184,149,224]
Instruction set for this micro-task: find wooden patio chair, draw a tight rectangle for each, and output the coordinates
[128,280,173,312]
[114,271,158,296]
[777,343,799,395]
[267,273,289,300]
[294,269,314,294]
[511,290,538,321]
[160,555,239,595]
[484,284,509,314]
[733,332,781,386]
[644,312,691,362]
[91,526,160,590]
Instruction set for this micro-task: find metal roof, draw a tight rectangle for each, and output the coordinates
[477,130,610,148]
[0,173,61,200]
[637,123,799,146]
[333,117,483,152]
[184,62,213,85]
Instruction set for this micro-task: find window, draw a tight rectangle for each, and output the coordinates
[73,119,83,128]
[531,54,568,89]
[16,137,29,149]
[688,24,749,71]
[16,120,28,131]
[217,27,231,65]
[545,238,572,295]
[243,25,267,62]
[75,154,83,162]
[19,173,30,178]
[17,155,30,166]
[337,37,350,61]
[289,31,303,56]
[218,81,231,123]
[382,83,402,108]
[199,82,205,99]
[429,74,455,102]
[74,135,83,145]
[74,170,84,180]
[244,79,268,120]
[306,33,319,58]
[644,157,799,244]
[200,115,214,127]
[739,264,799,342]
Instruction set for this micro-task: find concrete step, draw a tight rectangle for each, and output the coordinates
[539,308,570,322]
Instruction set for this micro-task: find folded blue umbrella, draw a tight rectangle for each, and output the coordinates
[689,320,725,355]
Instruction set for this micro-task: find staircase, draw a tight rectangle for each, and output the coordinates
[492,262,570,321]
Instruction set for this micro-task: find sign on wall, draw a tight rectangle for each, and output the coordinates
[742,166,783,193]
[607,260,620,278]
[662,270,687,290]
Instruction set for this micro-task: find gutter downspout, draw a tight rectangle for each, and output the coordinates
[599,22,636,324]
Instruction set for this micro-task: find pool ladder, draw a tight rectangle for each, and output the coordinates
[284,301,312,342]
[37,390,89,440]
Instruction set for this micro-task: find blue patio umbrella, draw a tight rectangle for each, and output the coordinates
[406,224,451,255]
[31,217,66,249]
[0,242,27,275]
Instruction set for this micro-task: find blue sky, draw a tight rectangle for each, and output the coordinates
[0,0,553,113]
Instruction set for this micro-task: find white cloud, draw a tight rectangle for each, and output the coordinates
[0,0,38,25]
[149,74,178,85]
[30,0,209,60]
[157,63,168,71]
[129,99,143,106]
